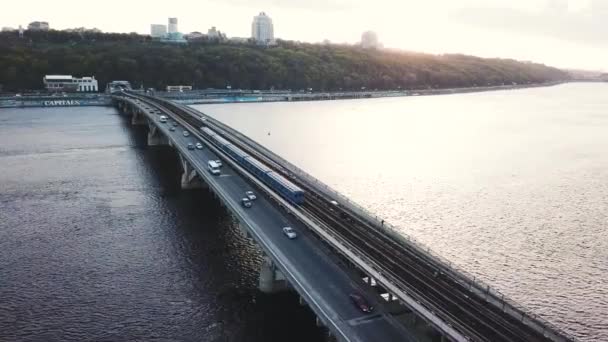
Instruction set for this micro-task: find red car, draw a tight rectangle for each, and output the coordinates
[349,293,374,313]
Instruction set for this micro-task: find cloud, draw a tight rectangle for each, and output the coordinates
[452,1,608,46]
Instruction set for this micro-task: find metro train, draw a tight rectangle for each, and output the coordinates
[200,126,305,205]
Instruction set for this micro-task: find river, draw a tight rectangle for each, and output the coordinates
[1,83,605,341]
[194,82,608,341]
[0,107,323,341]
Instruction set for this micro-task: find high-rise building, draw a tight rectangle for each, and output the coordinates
[168,18,178,34]
[28,21,50,31]
[361,31,380,49]
[208,26,219,39]
[251,12,274,44]
[151,24,167,37]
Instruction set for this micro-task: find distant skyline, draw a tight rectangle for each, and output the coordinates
[2,0,607,70]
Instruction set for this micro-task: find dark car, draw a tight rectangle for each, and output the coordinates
[187,143,195,150]
[349,293,373,313]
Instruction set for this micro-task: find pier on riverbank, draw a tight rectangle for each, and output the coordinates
[0,93,111,108]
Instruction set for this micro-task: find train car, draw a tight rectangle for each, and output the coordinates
[201,126,305,205]
[200,127,217,138]
[211,133,231,148]
[225,144,249,163]
[265,171,305,204]
[242,156,272,179]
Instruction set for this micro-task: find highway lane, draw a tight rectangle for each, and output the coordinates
[138,106,415,342]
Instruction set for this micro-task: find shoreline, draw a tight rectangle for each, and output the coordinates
[0,81,568,108]
[167,81,567,105]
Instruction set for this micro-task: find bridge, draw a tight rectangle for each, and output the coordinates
[112,91,576,342]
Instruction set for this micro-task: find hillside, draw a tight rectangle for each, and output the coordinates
[0,30,570,92]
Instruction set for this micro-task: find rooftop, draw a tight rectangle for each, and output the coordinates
[44,75,72,80]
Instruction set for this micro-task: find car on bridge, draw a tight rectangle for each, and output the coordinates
[214,159,222,167]
[159,115,168,123]
[183,131,190,137]
[208,160,221,175]
[245,191,256,200]
[241,197,252,208]
[282,227,297,239]
[187,143,195,150]
[170,126,176,131]
[196,142,203,149]
[349,293,373,313]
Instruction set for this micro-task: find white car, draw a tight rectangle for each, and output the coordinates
[282,227,297,239]
[245,191,256,200]
[195,142,203,149]
[242,197,252,208]
[183,131,190,137]
[214,159,222,167]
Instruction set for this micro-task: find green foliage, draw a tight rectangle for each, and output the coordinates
[0,30,570,92]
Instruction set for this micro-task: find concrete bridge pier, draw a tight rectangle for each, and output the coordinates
[178,155,206,190]
[147,122,168,146]
[258,256,287,293]
[131,108,146,125]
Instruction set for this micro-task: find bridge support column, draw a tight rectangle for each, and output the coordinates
[258,256,287,293]
[179,155,206,190]
[147,122,168,146]
[131,108,146,125]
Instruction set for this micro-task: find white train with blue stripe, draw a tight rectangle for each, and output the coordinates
[201,126,305,205]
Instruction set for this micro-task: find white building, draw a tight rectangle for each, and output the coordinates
[168,18,178,34]
[28,21,50,31]
[151,24,167,37]
[361,31,380,49]
[207,26,219,39]
[166,85,192,92]
[251,12,274,44]
[43,75,98,92]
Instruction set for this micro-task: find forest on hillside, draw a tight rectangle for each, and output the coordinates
[0,30,570,92]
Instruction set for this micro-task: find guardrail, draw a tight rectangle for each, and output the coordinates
[180,103,576,342]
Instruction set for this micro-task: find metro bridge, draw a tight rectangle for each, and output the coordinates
[111,91,576,342]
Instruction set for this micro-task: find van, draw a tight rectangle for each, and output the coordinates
[208,160,221,175]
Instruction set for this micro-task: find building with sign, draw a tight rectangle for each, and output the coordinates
[43,75,98,92]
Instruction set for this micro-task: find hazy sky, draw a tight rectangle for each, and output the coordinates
[2,0,607,70]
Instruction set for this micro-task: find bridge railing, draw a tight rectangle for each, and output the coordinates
[174,100,576,341]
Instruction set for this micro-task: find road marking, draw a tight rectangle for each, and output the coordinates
[347,314,384,326]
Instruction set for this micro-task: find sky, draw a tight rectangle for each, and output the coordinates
[1,0,607,70]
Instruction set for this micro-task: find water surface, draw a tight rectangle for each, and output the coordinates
[0,106,323,341]
[195,83,608,341]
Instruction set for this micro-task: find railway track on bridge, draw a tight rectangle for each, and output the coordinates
[119,92,574,342]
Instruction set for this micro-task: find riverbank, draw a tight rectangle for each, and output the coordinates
[0,93,111,108]
[0,81,566,109]
[165,81,566,105]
